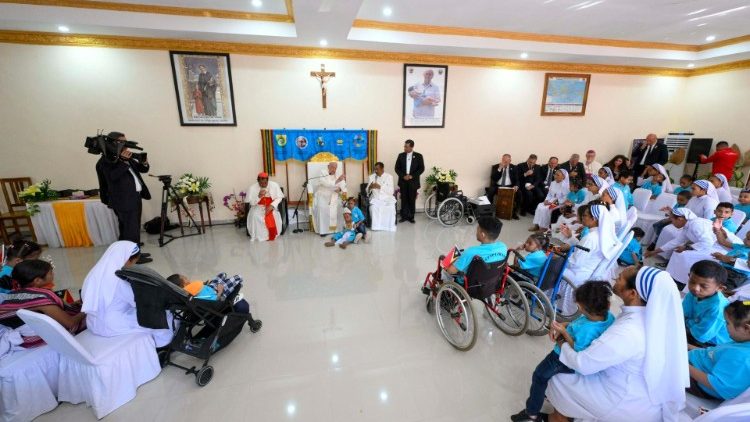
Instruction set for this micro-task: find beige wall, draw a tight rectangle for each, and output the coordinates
[2,42,735,222]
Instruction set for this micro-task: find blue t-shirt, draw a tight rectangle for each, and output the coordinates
[554,312,615,354]
[734,202,750,218]
[613,182,634,208]
[711,217,739,234]
[519,250,547,278]
[580,226,590,239]
[724,243,750,277]
[673,203,686,211]
[689,341,750,400]
[673,186,691,195]
[683,292,732,346]
[350,206,365,224]
[618,238,642,265]
[641,180,663,197]
[567,190,586,205]
[0,265,12,278]
[194,285,218,301]
[454,241,508,273]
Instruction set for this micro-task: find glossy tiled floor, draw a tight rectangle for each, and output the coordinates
[35,215,575,422]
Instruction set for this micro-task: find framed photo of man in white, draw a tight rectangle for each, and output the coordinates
[402,64,448,128]
[169,51,237,126]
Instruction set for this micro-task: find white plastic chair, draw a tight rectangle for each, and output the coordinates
[0,341,60,422]
[731,210,747,228]
[17,309,161,419]
[618,207,638,240]
[683,386,750,421]
[736,222,750,242]
[644,192,677,214]
[632,188,652,212]
[592,231,634,279]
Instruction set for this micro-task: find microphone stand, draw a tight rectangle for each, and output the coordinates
[292,175,327,234]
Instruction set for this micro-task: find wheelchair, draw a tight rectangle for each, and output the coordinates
[421,254,532,351]
[424,185,480,227]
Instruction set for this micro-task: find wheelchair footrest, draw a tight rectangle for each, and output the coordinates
[421,286,431,295]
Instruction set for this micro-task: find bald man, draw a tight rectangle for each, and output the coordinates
[631,133,668,180]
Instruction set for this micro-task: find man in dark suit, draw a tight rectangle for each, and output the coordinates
[533,156,559,199]
[395,139,425,223]
[631,133,668,180]
[486,154,519,219]
[560,154,586,188]
[96,131,152,263]
[516,154,542,216]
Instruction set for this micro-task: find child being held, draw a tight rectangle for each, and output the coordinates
[688,300,750,400]
[513,234,548,278]
[673,174,694,195]
[346,197,367,243]
[682,260,732,347]
[712,202,739,234]
[549,182,585,227]
[325,209,358,249]
[167,272,262,331]
[511,281,615,422]
[618,227,644,266]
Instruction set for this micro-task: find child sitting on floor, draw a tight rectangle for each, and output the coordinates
[688,300,750,401]
[346,197,367,243]
[325,209,357,249]
[167,273,262,331]
[683,260,732,347]
[513,234,548,278]
[511,281,615,422]
[618,227,644,266]
[641,171,665,199]
[712,202,739,234]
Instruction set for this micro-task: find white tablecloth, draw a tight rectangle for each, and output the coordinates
[31,199,119,248]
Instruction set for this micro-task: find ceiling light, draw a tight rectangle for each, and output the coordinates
[687,63,695,68]
[286,403,296,416]
[697,23,707,27]
[686,8,707,16]
[319,39,328,47]
[577,0,604,10]
[688,6,746,22]
[382,6,392,16]
[379,390,389,402]
[57,25,69,32]
[705,35,716,42]
[251,0,262,7]
[520,52,529,59]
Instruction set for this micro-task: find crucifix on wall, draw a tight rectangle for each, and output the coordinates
[310,63,335,109]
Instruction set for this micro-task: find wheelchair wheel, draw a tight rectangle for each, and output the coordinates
[484,274,529,336]
[424,193,438,219]
[554,276,582,323]
[437,197,463,227]
[425,294,435,314]
[518,281,554,336]
[435,282,477,351]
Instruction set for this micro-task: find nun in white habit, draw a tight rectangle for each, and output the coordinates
[647,208,716,261]
[81,241,173,347]
[546,266,689,422]
[711,173,734,203]
[602,186,627,232]
[531,169,569,230]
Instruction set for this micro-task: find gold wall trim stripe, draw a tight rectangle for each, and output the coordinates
[284,0,293,20]
[0,30,749,77]
[354,19,750,53]
[0,0,294,23]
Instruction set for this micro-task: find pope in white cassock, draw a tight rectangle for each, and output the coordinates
[246,172,284,241]
[312,162,347,235]
[367,162,397,232]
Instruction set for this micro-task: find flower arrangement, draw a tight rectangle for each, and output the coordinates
[173,173,211,198]
[18,179,58,216]
[223,191,247,223]
[424,166,457,192]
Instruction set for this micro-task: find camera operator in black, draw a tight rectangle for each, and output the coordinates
[95,131,152,263]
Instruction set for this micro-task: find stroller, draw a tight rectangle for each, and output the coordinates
[116,266,261,387]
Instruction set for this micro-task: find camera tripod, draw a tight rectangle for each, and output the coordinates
[155,175,202,247]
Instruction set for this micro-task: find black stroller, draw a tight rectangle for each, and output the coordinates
[116,266,261,386]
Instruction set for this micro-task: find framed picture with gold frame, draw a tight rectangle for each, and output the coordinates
[540,73,591,116]
[169,51,237,126]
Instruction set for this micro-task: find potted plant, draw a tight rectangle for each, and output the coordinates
[424,166,457,201]
[18,179,58,216]
[173,173,211,203]
[222,191,247,227]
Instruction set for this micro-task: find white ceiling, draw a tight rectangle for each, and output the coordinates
[0,0,748,71]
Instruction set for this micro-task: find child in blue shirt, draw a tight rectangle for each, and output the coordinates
[641,172,665,198]
[446,217,507,276]
[346,197,367,243]
[683,260,733,346]
[618,227,644,266]
[565,181,586,206]
[688,300,750,400]
[712,229,750,290]
[513,234,548,278]
[712,202,739,234]
[613,170,634,208]
[324,209,358,249]
[735,190,750,221]
[512,281,615,422]
[673,174,694,195]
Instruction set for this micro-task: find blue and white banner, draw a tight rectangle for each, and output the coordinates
[271,129,369,162]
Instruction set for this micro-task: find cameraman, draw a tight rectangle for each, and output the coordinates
[95,131,152,264]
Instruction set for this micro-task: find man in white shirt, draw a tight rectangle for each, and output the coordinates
[245,172,284,241]
[312,162,346,235]
[408,69,441,118]
[367,162,397,232]
[583,149,602,177]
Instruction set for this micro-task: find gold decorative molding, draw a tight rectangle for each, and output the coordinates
[1,30,749,77]
[284,0,293,20]
[354,19,750,53]
[0,0,294,23]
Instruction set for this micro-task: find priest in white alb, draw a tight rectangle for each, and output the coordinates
[246,172,284,241]
[367,161,397,232]
[312,162,347,235]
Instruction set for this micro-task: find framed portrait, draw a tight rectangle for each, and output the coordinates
[402,64,448,128]
[540,73,591,116]
[169,51,237,126]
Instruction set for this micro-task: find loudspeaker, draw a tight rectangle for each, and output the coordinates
[686,138,713,164]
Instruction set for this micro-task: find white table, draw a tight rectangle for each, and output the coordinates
[31,199,119,248]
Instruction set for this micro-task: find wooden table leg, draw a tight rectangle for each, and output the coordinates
[176,202,185,235]
[204,197,213,227]
[198,202,206,234]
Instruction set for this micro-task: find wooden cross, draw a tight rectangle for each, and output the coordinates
[310,63,335,109]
